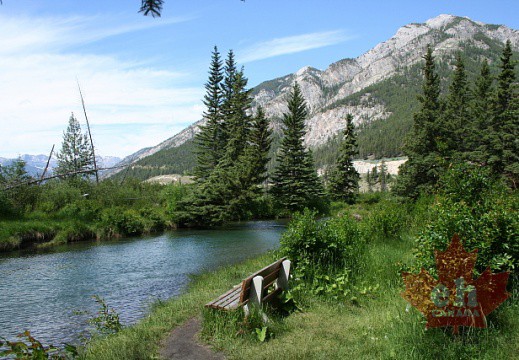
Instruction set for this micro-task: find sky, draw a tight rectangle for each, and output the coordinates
[1,0,518,159]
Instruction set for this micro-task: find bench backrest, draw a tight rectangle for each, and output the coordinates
[239,257,286,304]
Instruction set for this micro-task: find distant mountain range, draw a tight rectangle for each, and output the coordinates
[0,154,121,178]
[101,14,518,180]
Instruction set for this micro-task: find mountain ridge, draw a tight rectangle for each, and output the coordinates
[106,14,519,180]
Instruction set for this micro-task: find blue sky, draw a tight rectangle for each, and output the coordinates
[1,0,518,158]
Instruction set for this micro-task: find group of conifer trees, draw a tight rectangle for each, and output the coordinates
[395,40,518,198]
[177,47,273,225]
[178,47,361,224]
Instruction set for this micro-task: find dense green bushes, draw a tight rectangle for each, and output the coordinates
[280,209,365,301]
[413,164,519,276]
[0,178,190,251]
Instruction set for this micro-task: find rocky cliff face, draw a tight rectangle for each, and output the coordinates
[108,14,519,177]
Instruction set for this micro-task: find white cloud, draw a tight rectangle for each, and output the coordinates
[238,30,354,63]
[0,14,203,158]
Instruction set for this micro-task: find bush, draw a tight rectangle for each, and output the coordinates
[413,164,519,276]
[280,209,364,282]
[99,207,145,237]
[37,180,84,213]
[364,199,409,241]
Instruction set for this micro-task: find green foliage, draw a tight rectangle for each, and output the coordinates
[0,331,64,359]
[0,159,38,216]
[327,114,360,203]
[394,45,443,199]
[364,199,409,241]
[56,113,94,179]
[99,207,145,237]
[271,83,326,213]
[280,209,364,286]
[413,164,519,276]
[194,46,225,181]
[87,295,123,336]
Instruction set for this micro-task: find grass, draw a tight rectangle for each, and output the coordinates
[82,252,281,359]
[83,197,519,359]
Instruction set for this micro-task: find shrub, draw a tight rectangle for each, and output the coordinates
[99,207,145,237]
[280,209,364,282]
[37,180,84,213]
[364,199,409,241]
[413,164,519,276]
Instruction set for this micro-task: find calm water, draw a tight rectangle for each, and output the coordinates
[0,221,285,345]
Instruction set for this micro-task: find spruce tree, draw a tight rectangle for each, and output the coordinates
[271,83,325,212]
[394,45,442,199]
[220,50,238,149]
[442,53,471,158]
[491,40,518,187]
[56,113,94,178]
[469,60,494,164]
[222,69,252,163]
[379,159,388,192]
[366,169,374,193]
[246,106,272,187]
[194,46,224,182]
[328,114,359,203]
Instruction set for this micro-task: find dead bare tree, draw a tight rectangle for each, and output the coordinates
[77,81,99,184]
[40,144,55,183]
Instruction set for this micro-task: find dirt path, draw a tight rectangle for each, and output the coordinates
[159,318,225,360]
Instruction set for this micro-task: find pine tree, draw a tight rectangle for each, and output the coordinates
[139,0,164,17]
[56,113,94,178]
[366,169,374,193]
[490,40,519,187]
[328,114,359,203]
[379,159,388,192]
[271,83,325,212]
[222,69,251,163]
[442,53,471,158]
[468,60,494,164]
[194,46,224,182]
[394,45,443,199]
[246,106,272,187]
[220,50,238,149]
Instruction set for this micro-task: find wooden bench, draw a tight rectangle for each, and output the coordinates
[205,258,291,315]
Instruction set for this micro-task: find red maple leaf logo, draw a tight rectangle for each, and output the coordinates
[401,234,510,333]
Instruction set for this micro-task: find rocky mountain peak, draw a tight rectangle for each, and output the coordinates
[425,14,460,29]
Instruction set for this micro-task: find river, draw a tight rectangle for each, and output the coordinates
[0,220,285,346]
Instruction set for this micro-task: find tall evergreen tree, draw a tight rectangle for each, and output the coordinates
[271,83,325,212]
[442,53,471,158]
[490,40,519,187]
[468,60,494,164]
[394,45,443,198]
[194,46,224,182]
[328,114,359,203]
[222,69,252,163]
[220,50,238,148]
[56,113,94,178]
[379,159,388,192]
[246,106,272,187]
[366,169,374,193]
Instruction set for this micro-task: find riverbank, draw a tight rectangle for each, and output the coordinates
[0,215,173,252]
[83,196,519,360]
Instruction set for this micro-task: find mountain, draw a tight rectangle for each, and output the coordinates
[106,14,519,181]
[0,154,121,178]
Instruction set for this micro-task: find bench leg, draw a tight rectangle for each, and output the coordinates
[244,275,268,322]
[277,260,291,291]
